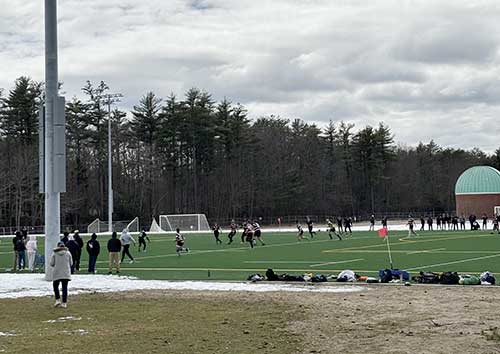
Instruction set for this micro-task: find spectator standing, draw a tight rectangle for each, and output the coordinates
[107,232,122,274]
[15,234,27,271]
[50,241,73,308]
[65,235,79,274]
[26,235,38,272]
[11,231,22,271]
[73,230,84,271]
[86,233,100,274]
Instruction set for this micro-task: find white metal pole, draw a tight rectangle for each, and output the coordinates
[44,0,61,280]
[108,103,113,233]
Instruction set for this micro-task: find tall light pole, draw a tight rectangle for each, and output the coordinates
[102,93,122,233]
[42,0,66,280]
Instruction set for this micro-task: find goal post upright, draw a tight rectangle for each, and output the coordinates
[42,0,66,280]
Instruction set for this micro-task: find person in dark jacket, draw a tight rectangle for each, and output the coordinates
[65,235,80,274]
[12,231,22,271]
[14,232,27,270]
[107,232,122,274]
[86,233,100,274]
[61,231,69,245]
[73,230,84,271]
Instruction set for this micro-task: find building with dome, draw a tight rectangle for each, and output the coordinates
[455,166,500,217]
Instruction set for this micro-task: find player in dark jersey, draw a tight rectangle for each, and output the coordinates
[427,216,433,231]
[336,217,343,233]
[420,216,425,231]
[241,222,248,244]
[252,221,265,245]
[344,217,352,235]
[175,228,189,256]
[227,221,237,244]
[212,224,222,244]
[482,214,488,230]
[306,217,316,238]
[245,223,255,248]
[369,215,375,231]
[138,229,150,252]
[326,219,342,240]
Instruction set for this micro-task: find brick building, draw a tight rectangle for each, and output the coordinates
[455,166,500,217]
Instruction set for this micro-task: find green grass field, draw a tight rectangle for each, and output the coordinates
[1,229,500,280]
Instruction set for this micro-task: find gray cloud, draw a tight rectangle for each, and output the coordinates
[1,0,500,152]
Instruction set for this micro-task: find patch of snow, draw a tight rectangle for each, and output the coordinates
[62,329,88,335]
[0,274,364,299]
[0,332,16,337]
[44,316,82,323]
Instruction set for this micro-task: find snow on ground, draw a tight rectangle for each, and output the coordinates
[0,274,364,299]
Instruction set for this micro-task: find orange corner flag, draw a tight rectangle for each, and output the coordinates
[377,228,388,238]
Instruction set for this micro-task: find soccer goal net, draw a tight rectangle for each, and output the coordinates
[87,217,140,234]
[159,214,210,232]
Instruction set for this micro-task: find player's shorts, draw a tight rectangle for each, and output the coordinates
[245,233,254,242]
[254,230,261,237]
[298,230,304,236]
[329,227,336,233]
[176,241,184,247]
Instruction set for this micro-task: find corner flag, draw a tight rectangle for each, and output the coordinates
[378,228,387,238]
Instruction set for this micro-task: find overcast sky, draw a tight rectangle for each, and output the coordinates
[1,0,500,152]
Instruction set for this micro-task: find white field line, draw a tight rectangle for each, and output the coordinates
[244,261,324,264]
[406,254,500,271]
[407,248,446,255]
[309,259,365,267]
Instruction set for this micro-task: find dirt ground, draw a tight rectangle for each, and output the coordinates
[283,284,500,354]
[2,284,500,354]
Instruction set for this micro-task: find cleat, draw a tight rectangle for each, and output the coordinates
[54,300,61,308]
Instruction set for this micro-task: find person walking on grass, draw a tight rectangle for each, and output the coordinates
[120,229,136,264]
[26,235,37,272]
[175,228,189,256]
[138,229,150,252]
[107,232,121,274]
[86,233,100,274]
[50,241,73,308]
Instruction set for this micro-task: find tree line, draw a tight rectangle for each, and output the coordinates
[0,76,499,228]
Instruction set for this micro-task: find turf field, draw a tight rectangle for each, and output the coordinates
[1,229,500,280]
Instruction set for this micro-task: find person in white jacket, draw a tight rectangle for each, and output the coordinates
[26,235,37,272]
[50,241,73,308]
[120,229,136,264]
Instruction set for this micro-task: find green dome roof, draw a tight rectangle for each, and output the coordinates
[455,166,500,195]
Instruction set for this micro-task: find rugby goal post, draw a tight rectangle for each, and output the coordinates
[159,214,210,232]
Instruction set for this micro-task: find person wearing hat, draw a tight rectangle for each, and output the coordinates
[86,233,100,274]
[50,241,73,308]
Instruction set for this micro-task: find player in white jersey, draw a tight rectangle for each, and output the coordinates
[175,228,189,256]
[228,221,237,244]
[245,222,255,248]
[252,221,265,246]
[326,219,342,240]
[296,220,307,241]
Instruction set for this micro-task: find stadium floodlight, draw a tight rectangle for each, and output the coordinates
[101,93,123,233]
[42,0,66,280]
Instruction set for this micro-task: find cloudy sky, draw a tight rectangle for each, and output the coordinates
[1,0,500,151]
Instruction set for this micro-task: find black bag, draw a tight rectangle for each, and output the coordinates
[265,268,279,281]
[413,271,440,284]
[282,274,304,282]
[440,272,460,285]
